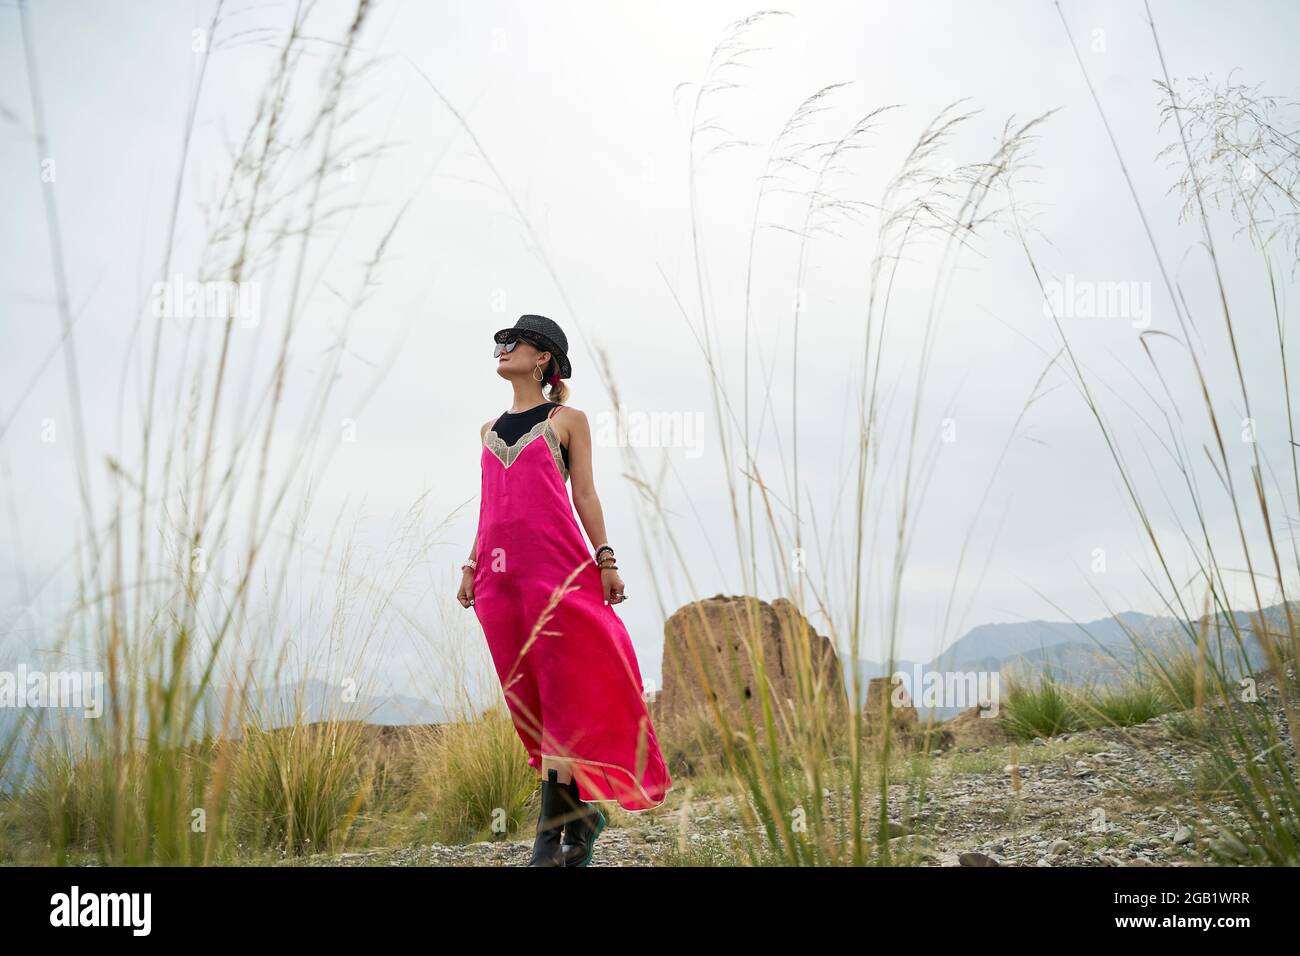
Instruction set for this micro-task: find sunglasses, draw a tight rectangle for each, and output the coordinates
[493,332,546,358]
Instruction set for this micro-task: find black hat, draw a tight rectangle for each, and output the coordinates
[494,314,571,379]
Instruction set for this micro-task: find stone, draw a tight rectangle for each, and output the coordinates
[655,594,848,732]
[944,705,1013,748]
[865,676,918,728]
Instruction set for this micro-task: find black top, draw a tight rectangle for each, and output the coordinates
[491,401,569,471]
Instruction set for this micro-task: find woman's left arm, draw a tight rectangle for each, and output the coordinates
[558,408,626,605]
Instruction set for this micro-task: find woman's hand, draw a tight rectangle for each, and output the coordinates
[457,568,475,608]
[601,567,626,605]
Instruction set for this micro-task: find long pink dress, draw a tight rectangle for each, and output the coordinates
[473,403,672,811]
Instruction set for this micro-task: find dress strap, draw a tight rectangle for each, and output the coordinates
[546,403,562,420]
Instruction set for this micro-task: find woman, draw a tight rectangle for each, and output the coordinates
[457,314,673,867]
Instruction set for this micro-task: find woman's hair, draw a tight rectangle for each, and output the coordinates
[543,355,568,404]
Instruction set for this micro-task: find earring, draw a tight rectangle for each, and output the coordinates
[532,366,544,382]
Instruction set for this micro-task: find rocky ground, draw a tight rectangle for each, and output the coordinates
[290,671,1294,868]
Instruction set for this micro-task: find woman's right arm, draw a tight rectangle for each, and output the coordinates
[457,532,477,607]
[458,420,493,609]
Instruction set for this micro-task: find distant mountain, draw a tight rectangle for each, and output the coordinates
[930,611,1159,671]
[853,602,1294,720]
[203,677,452,729]
[0,677,451,790]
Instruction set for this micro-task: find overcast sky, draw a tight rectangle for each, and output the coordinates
[3,0,1299,702]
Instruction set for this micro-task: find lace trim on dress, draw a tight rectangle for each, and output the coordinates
[541,421,570,483]
[484,418,569,482]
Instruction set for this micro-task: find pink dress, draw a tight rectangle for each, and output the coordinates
[473,403,672,811]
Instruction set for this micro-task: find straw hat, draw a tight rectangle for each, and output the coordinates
[493,314,571,379]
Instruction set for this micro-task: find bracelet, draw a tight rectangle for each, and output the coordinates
[594,544,614,561]
[461,560,476,573]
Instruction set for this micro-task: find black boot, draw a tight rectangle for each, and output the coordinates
[560,777,607,867]
[528,768,568,866]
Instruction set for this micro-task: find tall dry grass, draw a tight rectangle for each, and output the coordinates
[417,8,1299,866]
[998,0,1300,864]
[1,0,447,864]
[414,11,1055,864]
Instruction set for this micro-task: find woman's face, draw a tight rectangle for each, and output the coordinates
[496,337,549,380]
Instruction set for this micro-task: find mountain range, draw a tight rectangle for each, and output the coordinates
[853,602,1293,719]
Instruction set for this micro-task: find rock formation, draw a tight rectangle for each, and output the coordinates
[943,703,1012,749]
[654,594,848,731]
[864,675,920,733]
